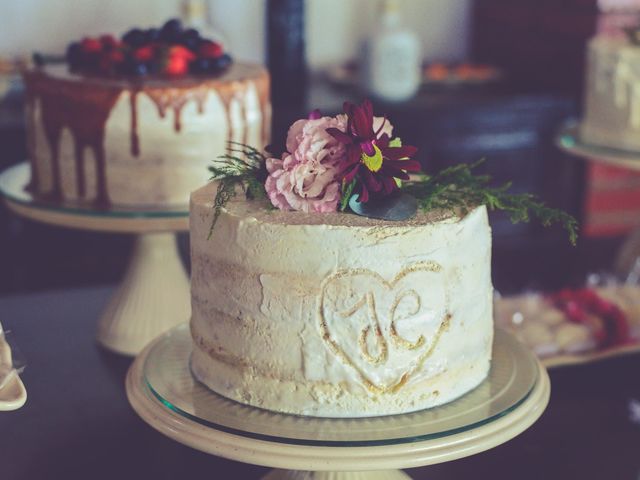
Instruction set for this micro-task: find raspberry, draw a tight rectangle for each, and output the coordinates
[198,41,223,59]
[133,46,155,62]
[164,55,189,75]
[81,37,103,54]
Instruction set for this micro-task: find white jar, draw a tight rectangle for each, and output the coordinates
[363,0,421,102]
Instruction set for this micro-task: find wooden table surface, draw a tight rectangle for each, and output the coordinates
[1,286,639,480]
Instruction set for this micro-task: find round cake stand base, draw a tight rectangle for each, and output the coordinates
[261,470,410,480]
[96,232,190,356]
[0,163,190,356]
[126,327,550,479]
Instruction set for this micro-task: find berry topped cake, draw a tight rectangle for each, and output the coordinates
[23,19,270,207]
[188,100,577,417]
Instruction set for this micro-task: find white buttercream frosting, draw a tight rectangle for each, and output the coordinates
[189,183,494,417]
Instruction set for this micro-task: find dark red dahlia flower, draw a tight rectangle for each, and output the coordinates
[326,100,421,202]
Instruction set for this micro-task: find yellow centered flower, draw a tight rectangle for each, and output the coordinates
[361,143,383,172]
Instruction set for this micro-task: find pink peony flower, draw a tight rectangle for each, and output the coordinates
[265,113,394,212]
[265,115,349,213]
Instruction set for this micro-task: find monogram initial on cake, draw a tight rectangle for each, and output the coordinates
[318,261,451,394]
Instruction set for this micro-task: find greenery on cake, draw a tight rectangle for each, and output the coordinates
[403,160,578,245]
[208,99,578,244]
[35,19,232,77]
[207,143,267,238]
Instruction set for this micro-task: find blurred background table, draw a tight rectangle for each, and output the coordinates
[1,286,639,480]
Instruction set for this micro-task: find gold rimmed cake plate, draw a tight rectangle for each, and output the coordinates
[126,324,550,479]
[556,121,640,171]
[0,163,191,356]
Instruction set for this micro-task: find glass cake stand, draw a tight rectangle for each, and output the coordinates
[126,325,550,479]
[556,120,640,275]
[556,121,640,171]
[0,162,190,356]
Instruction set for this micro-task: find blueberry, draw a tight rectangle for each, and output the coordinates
[182,28,200,39]
[190,57,212,74]
[145,28,160,43]
[163,18,182,31]
[120,58,149,76]
[66,42,83,66]
[122,28,146,47]
[133,63,150,76]
[180,28,201,51]
[211,53,232,72]
[145,61,159,74]
[83,54,100,72]
[160,18,182,42]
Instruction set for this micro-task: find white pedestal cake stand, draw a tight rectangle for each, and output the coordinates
[0,163,190,356]
[556,121,640,274]
[126,325,550,480]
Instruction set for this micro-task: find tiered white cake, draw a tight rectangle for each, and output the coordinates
[189,183,494,417]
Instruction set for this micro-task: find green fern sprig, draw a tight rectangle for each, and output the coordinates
[340,179,357,212]
[402,160,579,245]
[207,142,267,238]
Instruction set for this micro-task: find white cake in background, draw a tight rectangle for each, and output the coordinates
[599,0,640,11]
[189,183,494,417]
[23,63,270,207]
[580,36,640,151]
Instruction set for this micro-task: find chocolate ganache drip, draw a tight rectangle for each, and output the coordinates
[24,64,270,207]
[24,69,121,207]
[143,85,209,134]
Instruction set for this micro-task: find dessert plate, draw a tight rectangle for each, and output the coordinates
[496,290,640,370]
[541,342,640,369]
[0,324,26,411]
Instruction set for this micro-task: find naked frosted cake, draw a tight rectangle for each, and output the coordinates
[187,99,576,417]
[190,189,494,417]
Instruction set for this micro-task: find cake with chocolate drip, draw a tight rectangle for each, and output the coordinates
[23,20,271,207]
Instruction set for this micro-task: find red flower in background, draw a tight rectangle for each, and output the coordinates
[326,100,421,202]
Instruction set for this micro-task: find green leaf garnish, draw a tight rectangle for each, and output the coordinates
[402,159,579,245]
[207,142,267,238]
[340,178,357,212]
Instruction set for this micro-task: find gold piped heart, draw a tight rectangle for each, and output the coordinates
[318,261,451,394]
